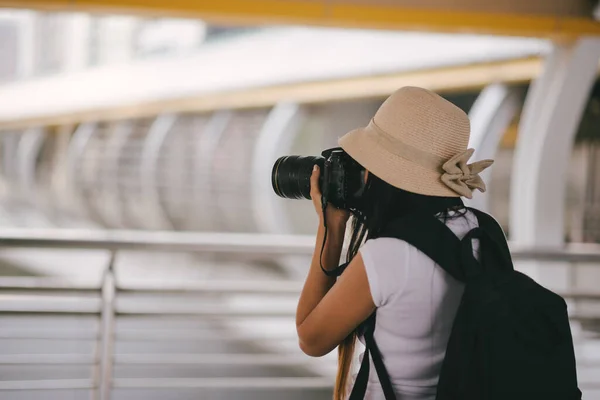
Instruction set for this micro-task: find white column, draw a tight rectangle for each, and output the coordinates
[140,114,177,230]
[102,121,134,228]
[252,103,307,278]
[63,13,92,73]
[96,15,139,65]
[15,11,35,79]
[49,124,75,208]
[510,38,600,247]
[466,83,520,212]
[1,131,20,187]
[65,122,97,215]
[193,111,232,231]
[16,128,45,199]
[252,102,304,235]
[509,38,600,290]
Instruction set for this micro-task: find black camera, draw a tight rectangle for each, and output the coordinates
[271,147,366,211]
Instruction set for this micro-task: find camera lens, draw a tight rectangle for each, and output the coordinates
[272,155,324,200]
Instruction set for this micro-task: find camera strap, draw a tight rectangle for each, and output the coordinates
[318,162,348,277]
[319,201,348,277]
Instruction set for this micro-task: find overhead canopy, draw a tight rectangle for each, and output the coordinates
[1,0,599,38]
[0,28,548,128]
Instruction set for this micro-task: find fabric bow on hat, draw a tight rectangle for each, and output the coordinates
[440,149,494,199]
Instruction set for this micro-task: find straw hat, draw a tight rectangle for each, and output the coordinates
[338,87,493,199]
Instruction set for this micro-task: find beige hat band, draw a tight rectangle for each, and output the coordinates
[367,119,445,173]
[365,118,494,198]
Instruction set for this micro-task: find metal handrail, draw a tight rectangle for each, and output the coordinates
[0,230,598,397]
[0,277,599,299]
[0,377,333,391]
[0,277,302,293]
[0,229,315,255]
[0,328,99,340]
[0,380,95,390]
[0,228,600,262]
[0,294,102,313]
[0,276,101,290]
[114,302,296,317]
[113,353,323,365]
[510,243,600,263]
[112,377,333,389]
[0,354,96,364]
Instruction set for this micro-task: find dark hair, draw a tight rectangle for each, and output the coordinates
[346,172,464,261]
[334,171,464,400]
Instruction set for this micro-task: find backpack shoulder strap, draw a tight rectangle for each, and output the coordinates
[468,208,507,247]
[349,313,397,400]
[467,208,514,271]
[379,213,466,282]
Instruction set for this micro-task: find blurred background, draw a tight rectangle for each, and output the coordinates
[0,1,599,399]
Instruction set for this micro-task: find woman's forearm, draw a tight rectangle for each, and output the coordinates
[296,219,346,328]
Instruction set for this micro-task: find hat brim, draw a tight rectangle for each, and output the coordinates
[338,124,460,198]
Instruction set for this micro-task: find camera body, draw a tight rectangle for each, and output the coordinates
[319,148,366,210]
[272,147,366,211]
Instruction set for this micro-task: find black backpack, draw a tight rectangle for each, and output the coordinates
[349,208,581,400]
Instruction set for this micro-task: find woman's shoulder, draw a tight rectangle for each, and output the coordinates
[359,237,413,307]
[360,236,412,257]
[359,237,413,279]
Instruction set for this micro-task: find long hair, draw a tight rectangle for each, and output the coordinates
[333,172,464,400]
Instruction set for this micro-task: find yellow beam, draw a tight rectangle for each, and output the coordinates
[1,0,600,38]
[331,5,600,38]
[0,58,541,131]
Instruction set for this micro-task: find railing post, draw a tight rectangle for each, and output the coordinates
[97,251,117,400]
[465,83,520,212]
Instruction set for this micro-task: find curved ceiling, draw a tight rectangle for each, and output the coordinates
[0,28,549,124]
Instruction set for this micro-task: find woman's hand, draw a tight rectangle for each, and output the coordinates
[310,165,350,229]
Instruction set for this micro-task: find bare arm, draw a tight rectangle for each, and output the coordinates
[295,165,376,357]
[295,212,345,329]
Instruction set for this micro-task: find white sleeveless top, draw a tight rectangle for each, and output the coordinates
[350,211,479,400]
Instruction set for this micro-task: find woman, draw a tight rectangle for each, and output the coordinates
[295,87,493,400]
